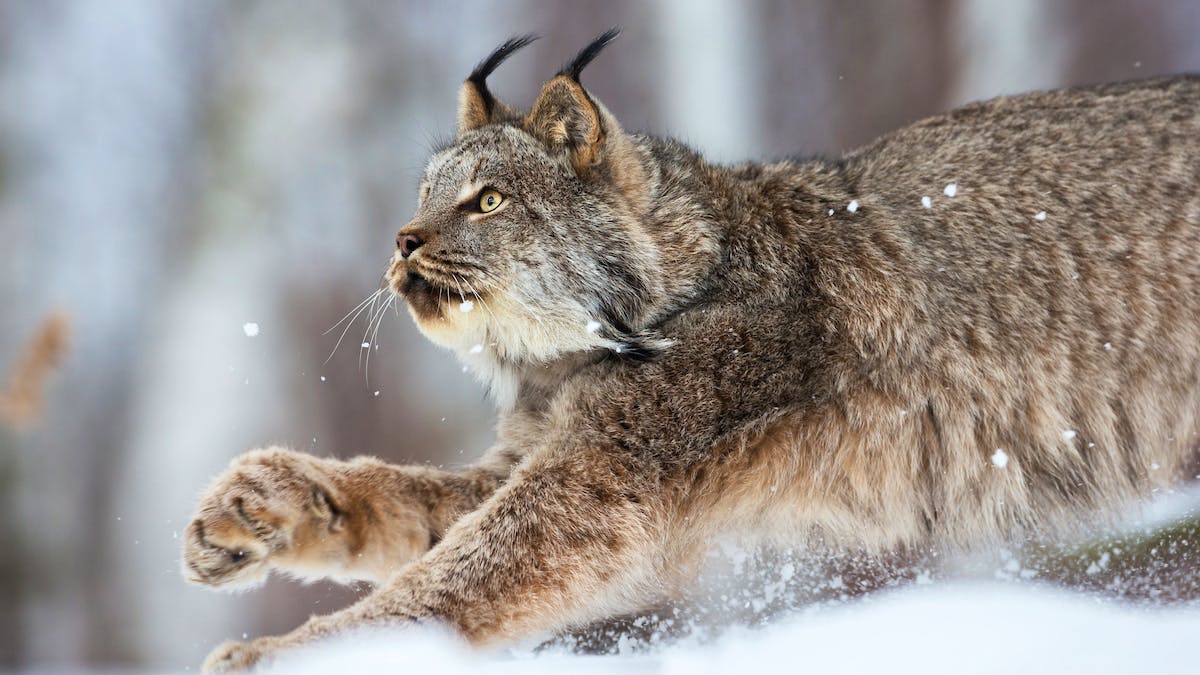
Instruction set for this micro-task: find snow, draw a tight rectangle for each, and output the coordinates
[921,196,932,209]
[256,585,1200,675]
[1034,211,1047,221]
[242,322,260,337]
[459,300,474,313]
[1086,552,1112,575]
[1103,343,1112,351]
[1062,429,1077,441]
[991,449,1009,468]
[361,341,370,348]
[943,182,958,197]
[846,199,859,213]
[587,320,602,334]
[468,344,484,355]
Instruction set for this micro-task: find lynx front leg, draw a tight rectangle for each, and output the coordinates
[202,448,666,672]
[183,447,505,588]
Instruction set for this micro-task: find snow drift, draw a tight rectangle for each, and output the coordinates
[261,583,1200,675]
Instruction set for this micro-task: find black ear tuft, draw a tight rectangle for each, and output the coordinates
[558,28,620,83]
[469,34,540,84]
[467,34,539,115]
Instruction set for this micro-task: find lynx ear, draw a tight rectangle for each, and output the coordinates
[525,29,621,176]
[457,34,538,134]
[526,30,649,209]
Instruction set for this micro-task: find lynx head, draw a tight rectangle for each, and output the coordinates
[387,31,709,403]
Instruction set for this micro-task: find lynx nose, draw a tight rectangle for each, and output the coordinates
[397,233,424,259]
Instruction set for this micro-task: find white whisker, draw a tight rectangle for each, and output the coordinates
[359,293,388,372]
[325,289,385,365]
[365,295,395,384]
[324,289,383,336]
[452,276,467,303]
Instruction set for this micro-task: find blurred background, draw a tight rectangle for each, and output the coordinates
[2,0,1200,670]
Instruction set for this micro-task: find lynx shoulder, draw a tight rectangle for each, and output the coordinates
[185,33,1200,672]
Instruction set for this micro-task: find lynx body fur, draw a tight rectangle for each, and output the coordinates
[185,33,1200,672]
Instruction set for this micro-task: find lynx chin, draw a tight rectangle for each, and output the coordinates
[184,31,1200,672]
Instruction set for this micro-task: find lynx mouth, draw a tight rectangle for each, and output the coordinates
[398,269,444,319]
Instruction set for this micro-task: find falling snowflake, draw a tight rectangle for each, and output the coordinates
[242,322,260,337]
[459,300,474,313]
[921,196,932,209]
[943,182,958,197]
[847,200,860,213]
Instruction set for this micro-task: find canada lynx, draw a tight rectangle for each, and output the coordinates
[184,31,1200,671]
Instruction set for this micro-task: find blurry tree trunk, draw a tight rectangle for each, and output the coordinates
[948,0,1067,104]
[0,312,69,665]
[0,427,19,666]
[0,1,211,666]
[757,0,957,155]
[653,0,766,162]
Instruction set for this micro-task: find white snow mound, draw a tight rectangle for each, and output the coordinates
[258,584,1200,675]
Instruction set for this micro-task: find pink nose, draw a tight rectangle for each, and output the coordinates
[397,233,424,258]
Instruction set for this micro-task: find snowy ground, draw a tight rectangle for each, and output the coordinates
[262,584,1200,675]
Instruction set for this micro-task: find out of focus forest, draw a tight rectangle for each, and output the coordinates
[2,0,1200,671]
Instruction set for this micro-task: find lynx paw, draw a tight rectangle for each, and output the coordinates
[183,447,343,589]
[203,638,273,673]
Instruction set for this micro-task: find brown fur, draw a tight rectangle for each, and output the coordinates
[0,311,69,429]
[184,34,1200,672]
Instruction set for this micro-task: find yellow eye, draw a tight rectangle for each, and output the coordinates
[478,189,504,213]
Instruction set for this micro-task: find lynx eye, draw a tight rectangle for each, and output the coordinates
[229,550,247,563]
[478,189,504,213]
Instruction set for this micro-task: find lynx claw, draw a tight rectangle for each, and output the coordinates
[203,639,272,673]
[184,447,346,589]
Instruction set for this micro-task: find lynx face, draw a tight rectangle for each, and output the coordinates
[385,34,668,399]
[386,126,652,360]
